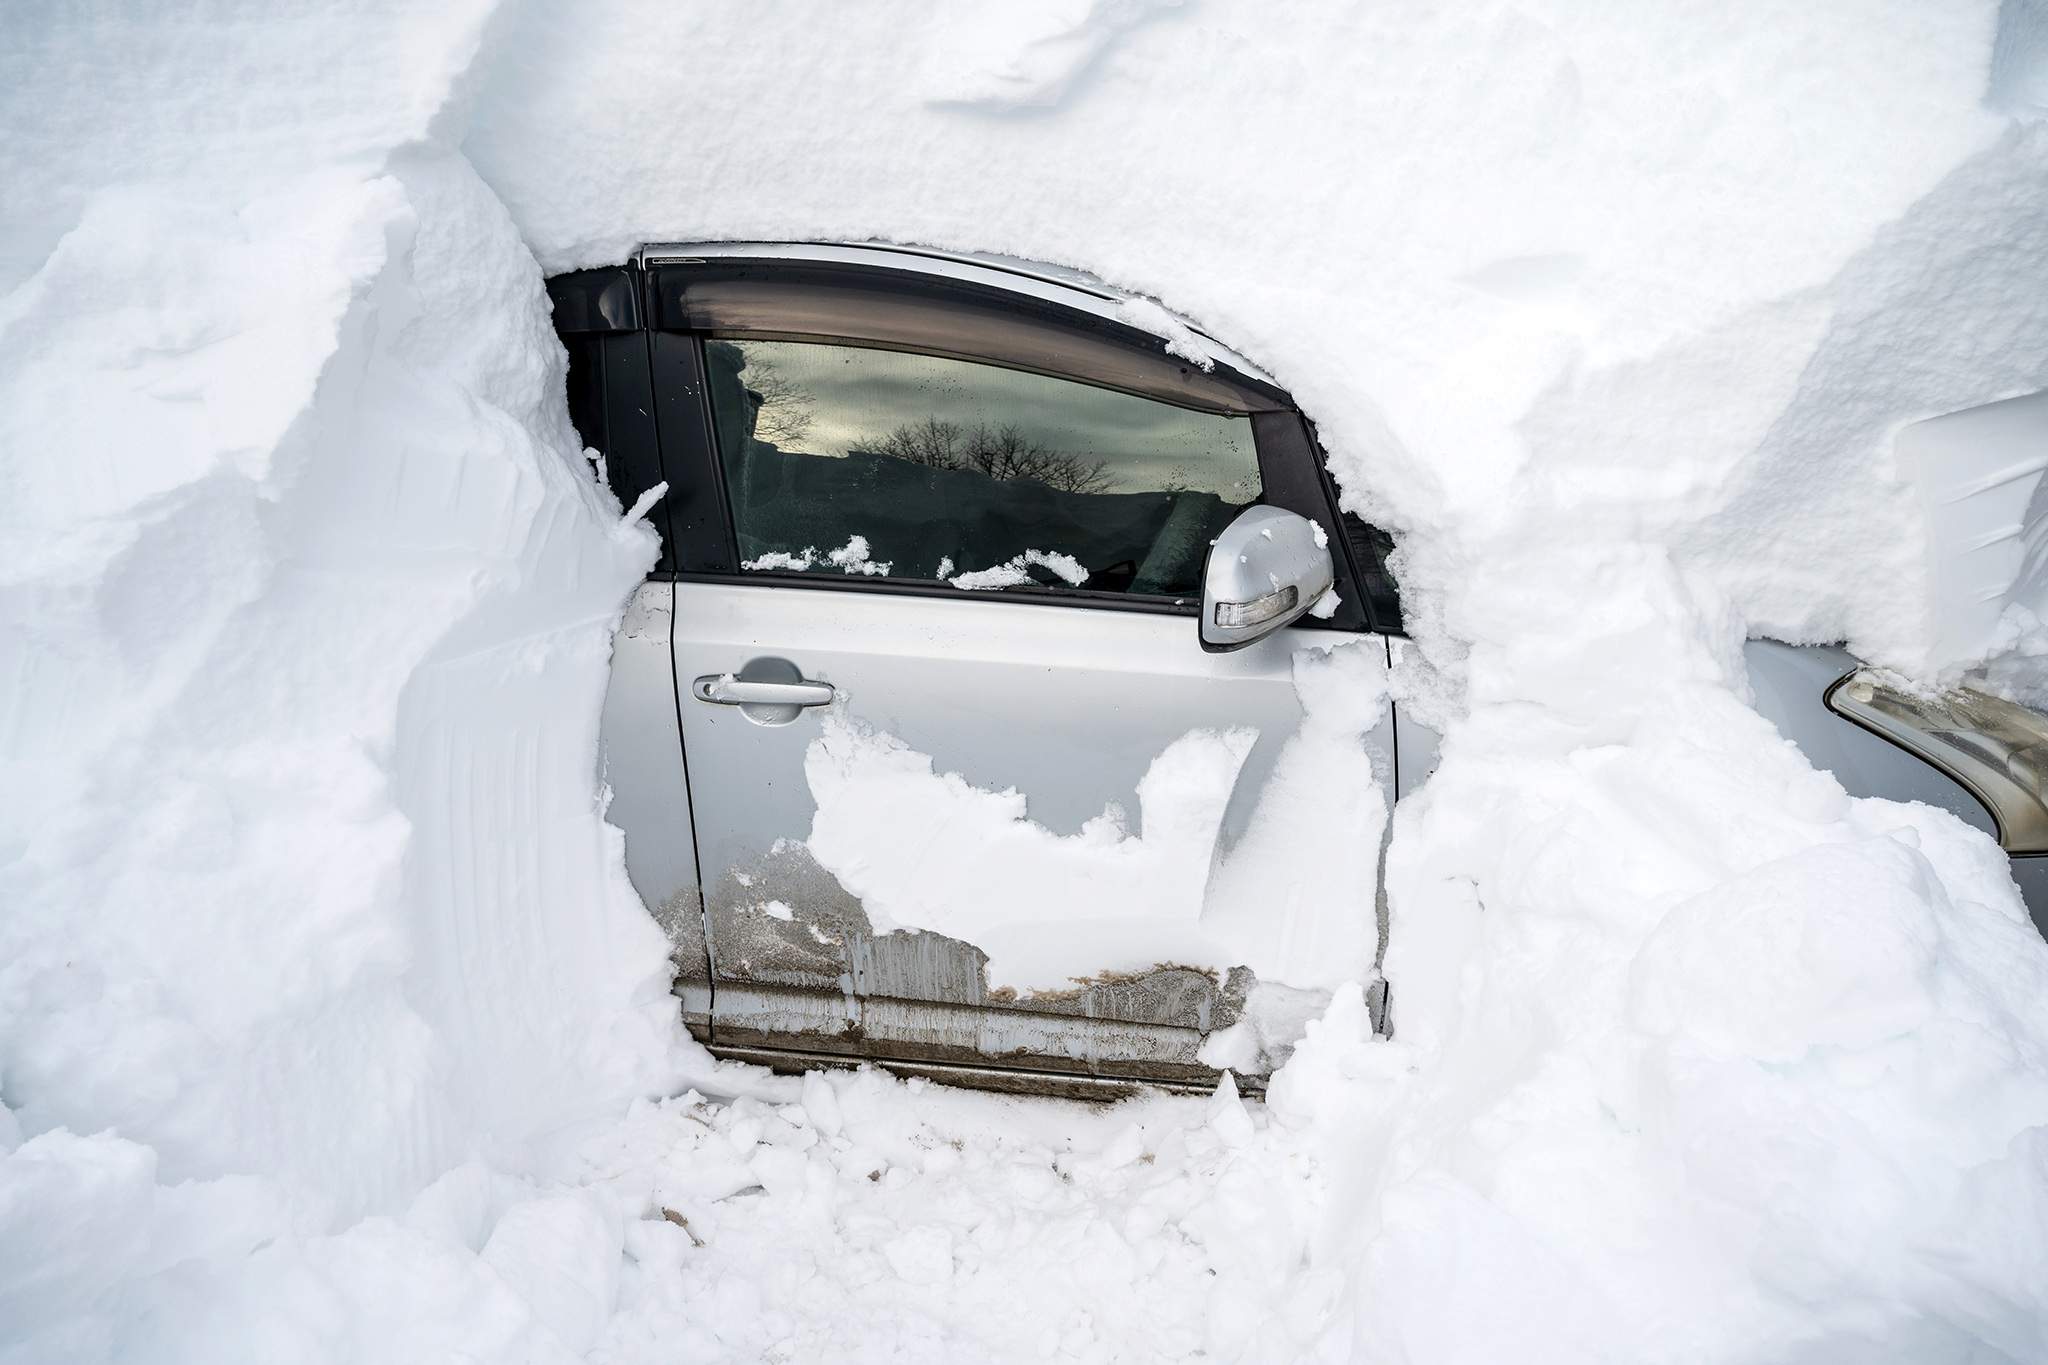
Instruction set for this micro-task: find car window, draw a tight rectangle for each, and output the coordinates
[703,337,1261,598]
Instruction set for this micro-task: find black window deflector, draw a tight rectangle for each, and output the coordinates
[546,266,643,335]
[647,263,1284,417]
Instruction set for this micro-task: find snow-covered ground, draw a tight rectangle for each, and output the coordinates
[7,2,2048,1362]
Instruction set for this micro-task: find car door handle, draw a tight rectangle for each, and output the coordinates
[691,674,836,707]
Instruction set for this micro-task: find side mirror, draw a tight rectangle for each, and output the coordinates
[1200,505,1335,652]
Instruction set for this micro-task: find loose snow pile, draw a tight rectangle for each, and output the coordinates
[8,1,2048,1362]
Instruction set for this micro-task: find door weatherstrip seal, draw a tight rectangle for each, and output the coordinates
[643,315,718,1023]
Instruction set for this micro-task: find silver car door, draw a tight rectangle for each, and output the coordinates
[673,581,1390,1087]
[649,270,1400,1088]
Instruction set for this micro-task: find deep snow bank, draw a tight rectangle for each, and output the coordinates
[2,5,687,1359]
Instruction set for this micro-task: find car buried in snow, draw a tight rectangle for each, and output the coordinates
[549,241,2048,1098]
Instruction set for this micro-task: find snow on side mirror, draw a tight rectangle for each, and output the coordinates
[1200,505,1335,652]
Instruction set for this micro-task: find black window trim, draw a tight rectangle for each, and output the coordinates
[660,568,1211,620]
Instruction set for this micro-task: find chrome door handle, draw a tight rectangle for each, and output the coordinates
[692,674,835,707]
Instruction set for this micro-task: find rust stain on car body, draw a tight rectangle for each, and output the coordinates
[680,841,1263,1092]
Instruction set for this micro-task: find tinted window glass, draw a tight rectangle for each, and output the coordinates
[705,338,1260,597]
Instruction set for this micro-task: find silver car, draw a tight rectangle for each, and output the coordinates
[549,241,2048,1097]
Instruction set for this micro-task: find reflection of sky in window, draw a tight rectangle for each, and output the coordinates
[729,338,1259,499]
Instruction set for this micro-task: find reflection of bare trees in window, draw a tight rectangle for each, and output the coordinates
[855,417,1117,495]
[741,355,816,447]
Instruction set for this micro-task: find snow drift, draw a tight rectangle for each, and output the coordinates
[6,0,2048,1362]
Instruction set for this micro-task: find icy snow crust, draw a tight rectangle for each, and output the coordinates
[7,2,2048,1363]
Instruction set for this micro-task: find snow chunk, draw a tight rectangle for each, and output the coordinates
[826,534,892,576]
[741,548,816,571]
[948,562,1033,591]
[618,480,667,531]
[743,535,893,576]
[948,548,1090,591]
[803,711,1256,990]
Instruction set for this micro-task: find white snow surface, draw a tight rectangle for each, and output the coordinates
[7,2,2048,1363]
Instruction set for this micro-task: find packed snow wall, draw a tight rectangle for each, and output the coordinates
[1,5,686,1358]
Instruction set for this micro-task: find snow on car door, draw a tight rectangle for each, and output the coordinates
[656,263,1397,1089]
